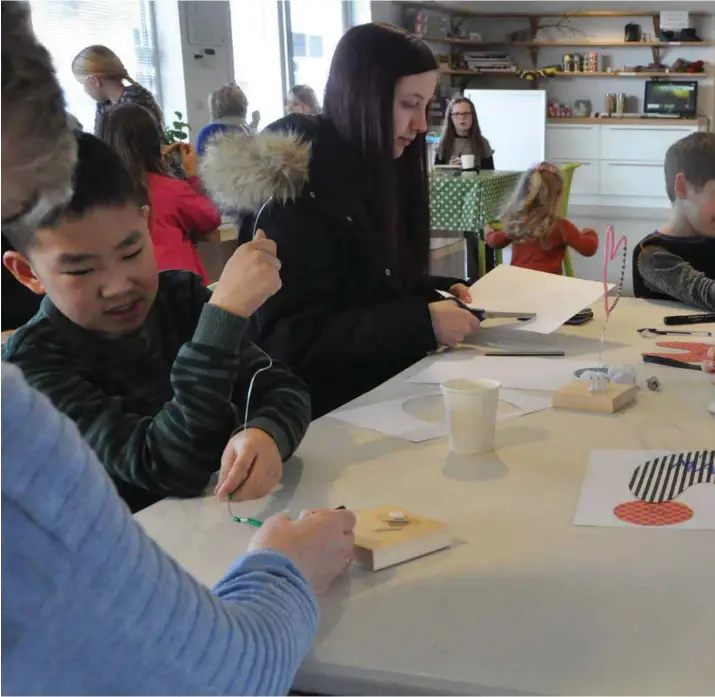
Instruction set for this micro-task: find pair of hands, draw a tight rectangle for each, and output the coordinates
[429,283,481,348]
[219,429,356,597]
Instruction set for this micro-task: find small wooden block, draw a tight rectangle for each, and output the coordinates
[353,506,452,572]
[552,380,637,414]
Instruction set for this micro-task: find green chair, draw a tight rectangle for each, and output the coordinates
[482,162,582,278]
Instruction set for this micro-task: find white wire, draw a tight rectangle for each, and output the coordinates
[242,196,275,432]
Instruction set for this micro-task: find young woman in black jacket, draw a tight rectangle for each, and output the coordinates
[202,23,480,417]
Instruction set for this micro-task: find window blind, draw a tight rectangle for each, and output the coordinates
[29,0,159,133]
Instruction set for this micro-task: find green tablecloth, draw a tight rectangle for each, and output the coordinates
[429,170,522,232]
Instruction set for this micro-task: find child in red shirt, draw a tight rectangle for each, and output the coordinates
[102,103,220,285]
[485,162,598,275]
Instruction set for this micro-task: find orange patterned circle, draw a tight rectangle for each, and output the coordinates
[613,500,694,526]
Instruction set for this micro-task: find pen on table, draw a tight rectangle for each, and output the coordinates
[637,328,713,337]
[228,497,346,528]
[483,350,565,357]
[663,313,715,326]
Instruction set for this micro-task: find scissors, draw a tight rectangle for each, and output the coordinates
[447,295,536,322]
[637,328,713,338]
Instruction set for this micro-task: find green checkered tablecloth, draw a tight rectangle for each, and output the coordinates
[429,170,522,232]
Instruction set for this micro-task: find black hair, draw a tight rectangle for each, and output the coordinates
[322,23,438,291]
[664,132,715,202]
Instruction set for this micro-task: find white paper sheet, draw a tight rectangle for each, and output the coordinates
[574,450,715,530]
[465,265,614,334]
[408,353,588,391]
[328,390,551,443]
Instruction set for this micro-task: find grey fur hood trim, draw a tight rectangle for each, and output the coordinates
[200,130,311,213]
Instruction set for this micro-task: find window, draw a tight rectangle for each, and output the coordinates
[29,0,159,134]
[287,0,346,103]
[230,0,285,128]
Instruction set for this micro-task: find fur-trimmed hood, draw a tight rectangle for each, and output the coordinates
[200,126,312,213]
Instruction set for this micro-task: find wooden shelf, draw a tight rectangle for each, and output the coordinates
[423,35,711,48]
[441,68,710,79]
[548,117,706,126]
[399,2,709,18]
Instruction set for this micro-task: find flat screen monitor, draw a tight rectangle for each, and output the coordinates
[644,80,698,117]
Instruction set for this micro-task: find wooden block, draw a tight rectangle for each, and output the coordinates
[552,380,637,414]
[353,506,452,572]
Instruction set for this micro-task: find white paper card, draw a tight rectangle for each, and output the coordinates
[328,390,551,443]
[466,265,613,334]
[574,450,715,530]
[408,353,587,391]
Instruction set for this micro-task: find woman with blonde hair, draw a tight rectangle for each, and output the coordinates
[485,162,598,275]
[285,84,321,115]
[72,44,164,138]
[196,82,260,155]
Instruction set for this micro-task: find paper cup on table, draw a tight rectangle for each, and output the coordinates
[461,154,476,170]
[441,378,500,455]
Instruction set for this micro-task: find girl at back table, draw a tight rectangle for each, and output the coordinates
[103,103,220,284]
[485,162,599,275]
[435,97,494,169]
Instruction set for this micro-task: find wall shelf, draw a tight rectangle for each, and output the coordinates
[423,35,711,48]
[398,2,709,19]
[441,68,710,79]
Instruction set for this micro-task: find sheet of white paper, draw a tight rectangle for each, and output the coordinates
[465,265,614,334]
[408,353,587,391]
[574,450,715,530]
[328,390,551,443]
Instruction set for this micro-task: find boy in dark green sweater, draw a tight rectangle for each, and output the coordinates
[3,132,311,512]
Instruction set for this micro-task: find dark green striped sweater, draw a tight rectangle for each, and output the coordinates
[3,271,311,512]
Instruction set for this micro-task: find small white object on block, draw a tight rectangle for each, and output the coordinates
[352,506,452,572]
[552,380,637,414]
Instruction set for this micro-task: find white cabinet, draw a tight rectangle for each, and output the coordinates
[546,120,703,208]
[600,125,696,163]
[599,162,665,198]
[545,124,600,160]
[551,159,600,196]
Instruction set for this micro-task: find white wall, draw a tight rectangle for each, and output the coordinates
[178,1,234,139]
[371,0,403,25]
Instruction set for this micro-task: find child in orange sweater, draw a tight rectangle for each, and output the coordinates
[485,162,599,275]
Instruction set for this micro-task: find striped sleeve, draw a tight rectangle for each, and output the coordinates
[6,302,311,499]
[637,245,715,311]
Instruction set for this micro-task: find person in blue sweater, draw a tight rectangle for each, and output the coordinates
[196,83,260,155]
[1,4,356,695]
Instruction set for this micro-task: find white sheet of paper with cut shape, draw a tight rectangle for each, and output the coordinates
[328,390,551,443]
[408,353,587,392]
[465,265,614,334]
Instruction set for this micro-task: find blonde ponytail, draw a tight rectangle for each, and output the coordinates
[72,45,128,83]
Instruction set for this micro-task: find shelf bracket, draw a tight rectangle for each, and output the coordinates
[528,15,539,66]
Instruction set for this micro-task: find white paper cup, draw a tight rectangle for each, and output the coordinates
[441,378,500,455]
[461,154,476,170]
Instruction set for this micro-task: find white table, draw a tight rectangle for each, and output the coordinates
[136,298,715,696]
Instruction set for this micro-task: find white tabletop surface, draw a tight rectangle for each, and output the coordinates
[136,298,715,696]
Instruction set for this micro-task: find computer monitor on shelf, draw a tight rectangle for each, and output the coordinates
[644,80,698,118]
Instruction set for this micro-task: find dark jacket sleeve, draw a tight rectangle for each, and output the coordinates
[481,156,495,171]
[5,282,310,498]
[253,201,438,377]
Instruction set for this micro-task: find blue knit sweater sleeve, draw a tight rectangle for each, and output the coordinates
[1,362,318,696]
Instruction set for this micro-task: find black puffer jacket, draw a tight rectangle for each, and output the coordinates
[202,114,462,417]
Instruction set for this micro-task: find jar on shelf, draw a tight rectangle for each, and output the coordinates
[604,93,617,115]
[573,53,584,72]
[586,52,600,72]
[562,53,574,72]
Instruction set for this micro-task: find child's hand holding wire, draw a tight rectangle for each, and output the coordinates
[215,428,282,501]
